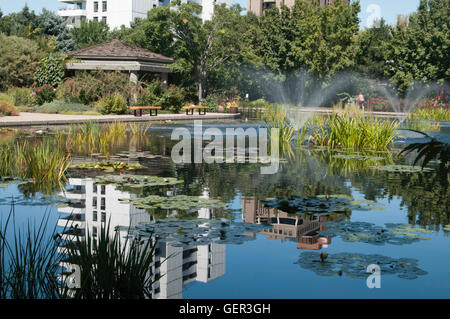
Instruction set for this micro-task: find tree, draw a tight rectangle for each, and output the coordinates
[386,0,450,94]
[354,19,393,79]
[169,1,247,101]
[37,9,75,52]
[0,34,43,90]
[70,20,110,49]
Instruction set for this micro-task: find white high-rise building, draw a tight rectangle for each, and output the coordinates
[58,0,232,29]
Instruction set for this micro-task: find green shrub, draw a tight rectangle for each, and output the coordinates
[31,84,56,106]
[36,100,92,114]
[0,34,44,90]
[135,81,186,113]
[94,93,128,114]
[159,85,186,113]
[135,80,164,106]
[7,87,32,106]
[0,93,12,103]
[57,70,137,105]
[33,53,66,87]
[0,100,19,116]
[201,95,218,112]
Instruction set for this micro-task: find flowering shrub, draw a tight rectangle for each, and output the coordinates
[31,84,56,106]
[0,100,19,116]
[368,96,390,112]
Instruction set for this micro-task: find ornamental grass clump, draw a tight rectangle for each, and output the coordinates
[312,114,399,151]
[63,220,157,299]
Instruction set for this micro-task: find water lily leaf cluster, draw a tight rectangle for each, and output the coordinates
[319,221,433,245]
[135,219,271,247]
[261,195,383,215]
[369,165,434,173]
[295,252,427,280]
[94,174,183,188]
[120,195,226,211]
[70,161,146,172]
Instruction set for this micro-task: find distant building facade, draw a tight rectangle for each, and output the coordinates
[247,0,349,17]
[58,0,231,29]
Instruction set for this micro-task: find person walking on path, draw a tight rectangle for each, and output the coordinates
[358,93,365,111]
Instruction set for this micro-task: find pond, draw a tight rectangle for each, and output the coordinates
[0,119,449,299]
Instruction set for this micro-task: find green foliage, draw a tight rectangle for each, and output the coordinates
[386,0,450,94]
[159,85,186,113]
[64,221,156,299]
[37,9,75,52]
[135,80,164,106]
[0,34,43,90]
[136,80,186,113]
[407,108,450,122]
[401,137,450,171]
[0,100,19,116]
[94,93,128,115]
[70,20,110,49]
[200,95,218,112]
[34,53,66,87]
[7,87,32,106]
[0,206,65,299]
[57,70,136,105]
[312,114,399,150]
[31,84,56,106]
[36,100,91,114]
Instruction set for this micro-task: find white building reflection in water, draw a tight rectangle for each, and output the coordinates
[57,178,225,299]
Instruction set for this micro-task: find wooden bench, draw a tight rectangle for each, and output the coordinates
[129,106,162,117]
[182,106,208,115]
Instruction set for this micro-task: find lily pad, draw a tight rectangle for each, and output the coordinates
[370,165,434,173]
[261,195,382,215]
[320,221,433,245]
[295,251,427,280]
[95,174,182,188]
[121,195,226,211]
[70,161,146,172]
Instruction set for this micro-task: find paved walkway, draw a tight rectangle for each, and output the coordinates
[0,112,241,127]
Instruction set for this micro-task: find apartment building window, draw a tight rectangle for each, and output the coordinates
[101,185,105,195]
[93,184,97,193]
[102,1,107,12]
[101,212,106,223]
[92,197,97,208]
[93,226,97,237]
[100,197,105,210]
[102,16,107,24]
[76,2,83,9]
[93,211,98,222]
[93,16,98,22]
[94,1,99,12]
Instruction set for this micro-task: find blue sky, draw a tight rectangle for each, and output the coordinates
[0,0,421,27]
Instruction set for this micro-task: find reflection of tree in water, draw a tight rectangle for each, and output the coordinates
[176,152,352,202]
[349,170,450,229]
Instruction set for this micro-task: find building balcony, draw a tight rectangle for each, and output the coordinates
[58,8,87,18]
[58,0,86,4]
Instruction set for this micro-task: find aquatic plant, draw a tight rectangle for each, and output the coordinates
[407,108,450,122]
[121,195,226,211]
[319,221,433,245]
[70,161,146,172]
[136,219,271,247]
[62,220,156,299]
[296,252,427,280]
[401,136,450,171]
[95,174,182,188]
[312,114,399,151]
[0,205,66,299]
[261,195,383,215]
[370,164,434,173]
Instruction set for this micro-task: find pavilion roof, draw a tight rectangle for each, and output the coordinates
[68,40,173,64]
